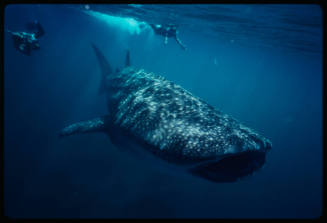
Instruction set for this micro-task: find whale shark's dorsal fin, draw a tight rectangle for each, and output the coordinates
[59,115,110,137]
[91,44,112,94]
[125,50,131,67]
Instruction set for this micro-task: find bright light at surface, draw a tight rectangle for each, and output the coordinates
[83,10,150,35]
[128,4,143,8]
[125,18,137,28]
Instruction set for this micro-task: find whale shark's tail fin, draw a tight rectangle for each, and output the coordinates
[125,50,131,67]
[91,44,112,94]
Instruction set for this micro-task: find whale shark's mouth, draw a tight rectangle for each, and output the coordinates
[189,151,266,183]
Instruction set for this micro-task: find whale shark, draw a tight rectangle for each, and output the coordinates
[59,44,272,183]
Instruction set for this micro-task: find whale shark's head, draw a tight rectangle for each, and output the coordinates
[189,126,272,183]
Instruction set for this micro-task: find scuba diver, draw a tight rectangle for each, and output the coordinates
[149,23,187,50]
[7,20,45,55]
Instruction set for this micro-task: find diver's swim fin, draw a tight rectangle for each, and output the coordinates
[91,44,112,94]
[59,116,109,137]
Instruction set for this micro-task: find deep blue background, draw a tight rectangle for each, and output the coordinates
[4,4,322,218]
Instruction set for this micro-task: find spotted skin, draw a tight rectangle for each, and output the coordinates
[105,67,271,165]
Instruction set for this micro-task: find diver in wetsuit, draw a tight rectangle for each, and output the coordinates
[7,20,45,55]
[150,23,187,50]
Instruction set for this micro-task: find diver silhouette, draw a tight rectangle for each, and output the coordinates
[150,23,187,50]
[7,20,45,55]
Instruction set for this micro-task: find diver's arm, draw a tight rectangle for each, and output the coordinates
[6,29,18,36]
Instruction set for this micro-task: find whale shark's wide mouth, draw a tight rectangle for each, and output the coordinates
[189,151,266,183]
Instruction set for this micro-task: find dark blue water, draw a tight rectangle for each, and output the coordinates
[4,4,323,219]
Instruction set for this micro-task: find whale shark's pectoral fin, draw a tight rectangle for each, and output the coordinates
[59,115,110,137]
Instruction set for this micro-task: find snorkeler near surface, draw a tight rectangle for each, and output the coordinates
[7,20,45,55]
[149,23,187,50]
